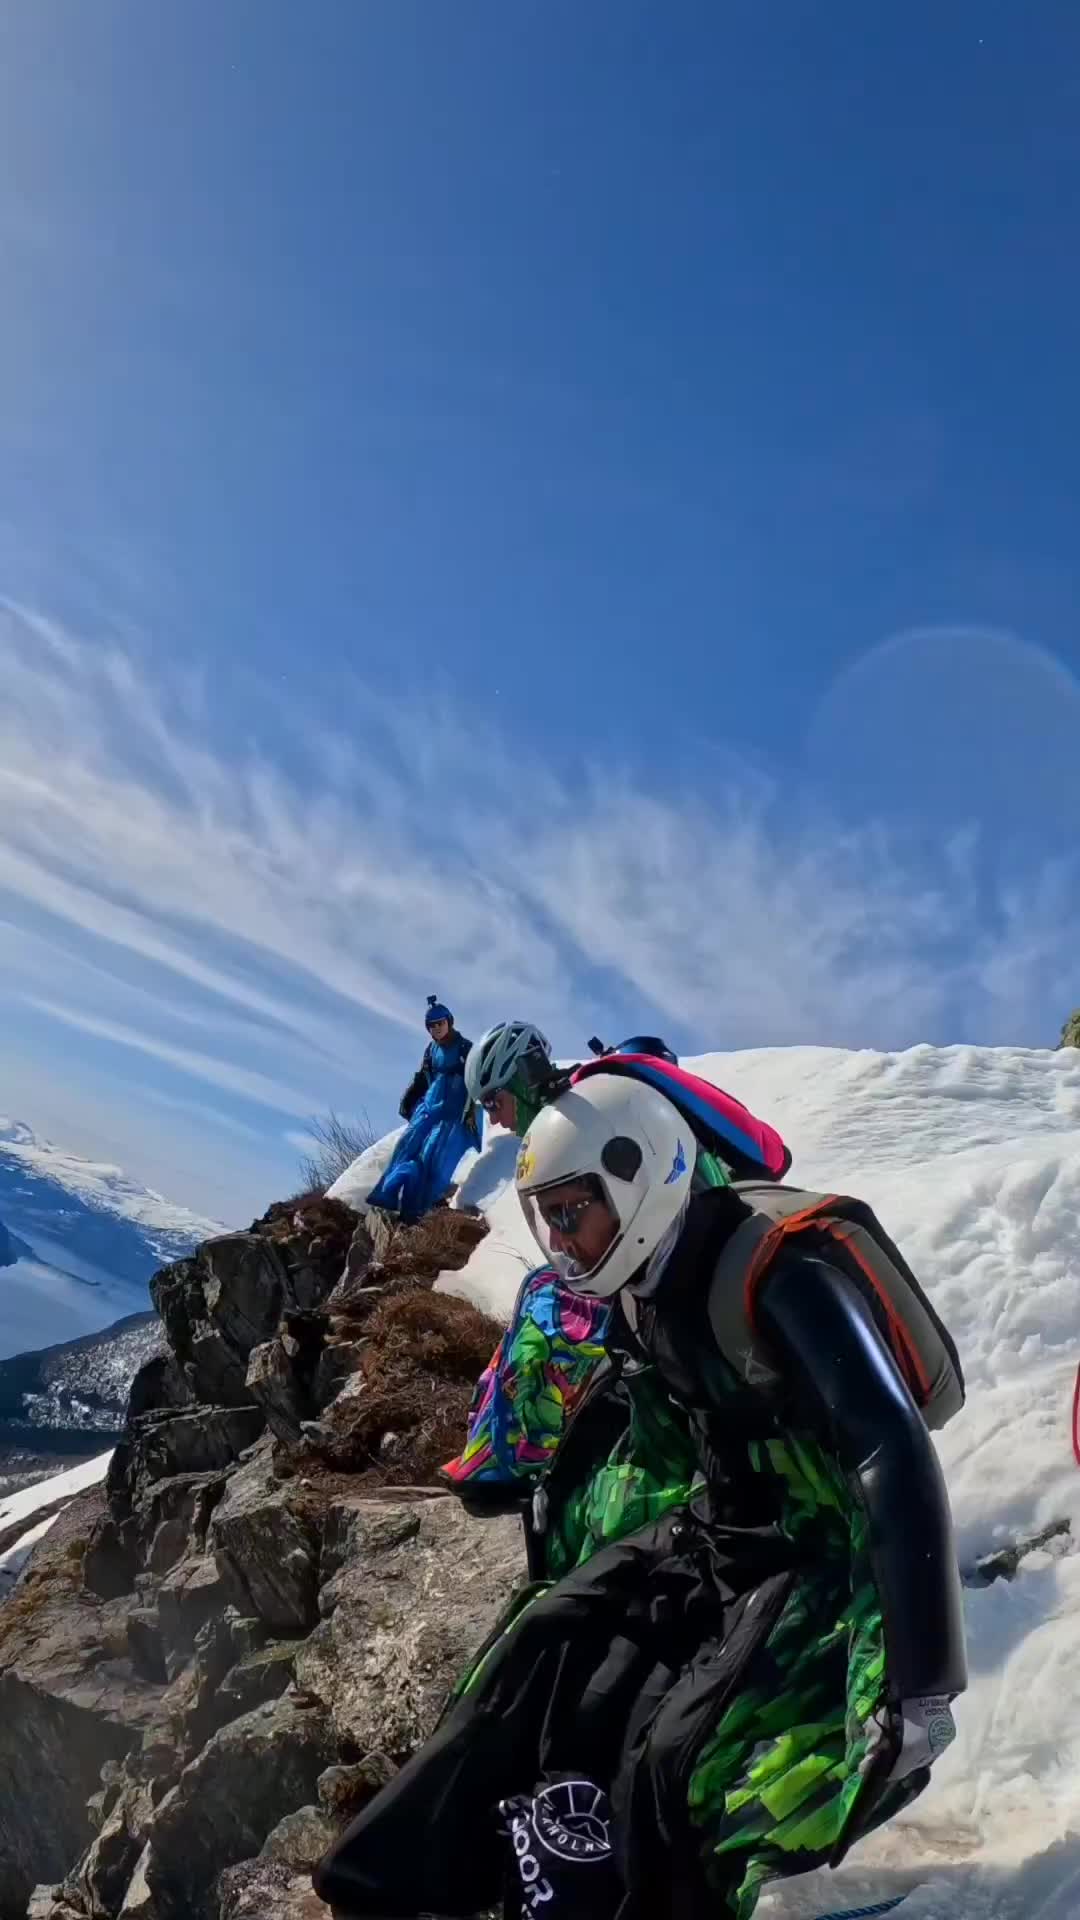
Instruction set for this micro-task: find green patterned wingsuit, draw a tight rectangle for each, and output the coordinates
[446,1342,911,1918]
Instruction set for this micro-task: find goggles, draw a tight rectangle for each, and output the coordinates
[537,1191,601,1237]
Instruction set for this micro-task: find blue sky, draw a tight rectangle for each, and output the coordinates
[3,1,1080,1223]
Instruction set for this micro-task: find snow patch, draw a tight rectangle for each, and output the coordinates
[327,1127,479,1215]
[0,1448,112,1596]
[334,1041,1080,1917]
[0,1509,60,1595]
[0,1449,112,1537]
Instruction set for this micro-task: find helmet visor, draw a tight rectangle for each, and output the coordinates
[519,1171,623,1287]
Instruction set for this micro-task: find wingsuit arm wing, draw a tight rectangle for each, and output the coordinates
[753,1254,967,1704]
[399,1045,434,1121]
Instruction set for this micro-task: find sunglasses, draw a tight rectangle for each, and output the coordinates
[480,1091,505,1113]
[539,1193,598,1236]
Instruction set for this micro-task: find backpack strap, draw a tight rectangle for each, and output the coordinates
[730,1189,960,1422]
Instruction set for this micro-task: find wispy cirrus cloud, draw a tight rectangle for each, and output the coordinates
[20,998,323,1117]
[1,590,1078,1215]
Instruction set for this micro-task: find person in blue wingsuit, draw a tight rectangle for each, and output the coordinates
[365,996,481,1226]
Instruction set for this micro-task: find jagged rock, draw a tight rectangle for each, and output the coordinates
[126,1611,167,1685]
[89,1459,230,1606]
[367,1210,396,1263]
[209,1454,318,1632]
[341,1217,375,1285]
[141,1695,336,1916]
[137,1607,270,1767]
[215,1642,296,1722]
[72,1778,154,1919]
[3,1193,510,1918]
[217,1860,326,1920]
[152,1237,291,1408]
[257,1195,359,1300]
[126,1357,194,1422]
[26,1891,84,1920]
[145,1474,227,1579]
[316,1756,395,1820]
[963,1516,1072,1587]
[276,1248,338,1315]
[138,1409,265,1487]
[1059,1007,1080,1049]
[244,1341,307,1447]
[297,1371,368,1466]
[0,1493,165,1918]
[220,1613,266,1662]
[156,1557,226,1668]
[82,1517,140,1603]
[137,1669,201,1788]
[131,1737,185,1801]
[87,1763,126,1833]
[310,1338,364,1410]
[296,1497,521,1758]
[0,1665,144,1912]
[106,1413,250,1517]
[259,1804,337,1869]
[116,1847,155,1919]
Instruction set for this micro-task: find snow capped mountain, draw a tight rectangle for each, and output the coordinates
[0,1117,222,1276]
[0,1117,223,1363]
[0,1309,165,1440]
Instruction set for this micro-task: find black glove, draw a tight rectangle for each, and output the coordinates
[398,1069,427,1121]
[499,1776,619,1920]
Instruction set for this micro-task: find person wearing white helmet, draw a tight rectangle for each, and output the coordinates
[514,1076,695,1297]
[316,1071,965,1920]
[464,1019,555,1138]
[506,1073,966,1916]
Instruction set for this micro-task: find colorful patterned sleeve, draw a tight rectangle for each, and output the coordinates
[441,1267,610,1488]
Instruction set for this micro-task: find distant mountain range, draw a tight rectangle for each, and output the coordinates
[0,1119,221,1469]
[0,1117,222,1285]
[0,1309,166,1463]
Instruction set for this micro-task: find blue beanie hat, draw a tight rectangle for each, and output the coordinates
[425,994,453,1027]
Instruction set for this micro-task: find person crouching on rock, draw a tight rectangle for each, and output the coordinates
[365,997,480,1226]
[314,1074,966,1920]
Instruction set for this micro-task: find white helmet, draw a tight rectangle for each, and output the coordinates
[515,1075,692,1297]
[465,1020,553,1103]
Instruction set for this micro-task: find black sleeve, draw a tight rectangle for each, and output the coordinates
[398,1048,435,1120]
[754,1255,967,1703]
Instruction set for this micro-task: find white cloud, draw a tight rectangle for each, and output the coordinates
[0,586,1077,1184]
[284,1129,321,1153]
[20,997,322,1116]
[136,1087,264,1142]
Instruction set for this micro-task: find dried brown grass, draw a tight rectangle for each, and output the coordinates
[311,1287,502,1489]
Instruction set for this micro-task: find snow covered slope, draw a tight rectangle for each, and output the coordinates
[421,1042,1080,1919]
[0,1118,222,1273]
[0,1118,222,1359]
[0,1450,111,1595]
[327,1125,407,1210]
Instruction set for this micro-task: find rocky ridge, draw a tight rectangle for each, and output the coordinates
[0,1193,520,1920]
